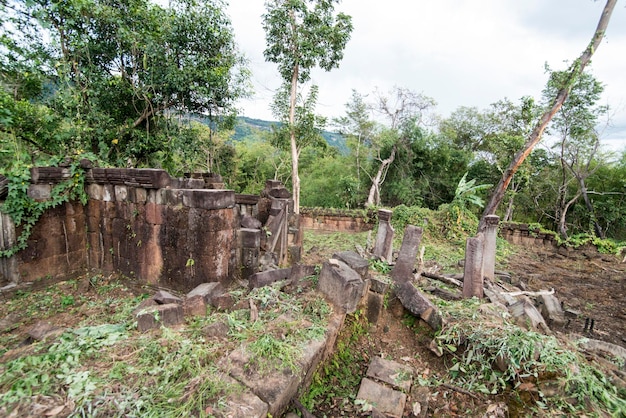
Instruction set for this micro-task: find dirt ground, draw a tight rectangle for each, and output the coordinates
[302,239,626,417]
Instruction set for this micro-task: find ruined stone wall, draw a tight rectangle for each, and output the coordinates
[1,168,239,291]
[499,222,558,249]
[300,208,375,232]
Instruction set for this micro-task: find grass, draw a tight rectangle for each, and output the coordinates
[0,272,333,417]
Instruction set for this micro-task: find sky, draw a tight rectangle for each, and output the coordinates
[225,0,626,154]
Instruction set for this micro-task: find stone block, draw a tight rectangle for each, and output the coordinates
[212,293,234,310]
[248,268,291,289]
[241,215,262,229]
[27,184,52,200]
[218,374,269,418]
[391,225,423,283]
[318,259,366,314]
[289,264,316,281]
[153,290,182,305]
[366,291,384,324]
[181,189,235,210]
[136,303,184,332]
[240,228,261,248]
[509,296,550,333]
[370,276,391,294]
[395,281,442,331]
[366,356,414,392]
[332,250,369,279]
[114,185,128,201]
[186,282,224,305]
[356,377,406,418]
[183,295,207,317]
[537,292,566,327]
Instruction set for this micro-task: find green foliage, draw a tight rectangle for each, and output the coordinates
[0,154,92,258]
[435,299,626,415]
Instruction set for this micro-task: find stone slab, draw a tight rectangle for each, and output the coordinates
[186,282,223,305]
[318,259,366,314]
[356,377,406,418]
[537,292,566,327]
[366,356,414,392]
[136,303,184,332]
[183,295,206,317]
[391,225,423,283]
[153,290,182,305]
[248,268,291,289]
[395,282,442,331]
[332,251,369,279]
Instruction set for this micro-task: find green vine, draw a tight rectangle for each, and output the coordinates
[0,155,92,258]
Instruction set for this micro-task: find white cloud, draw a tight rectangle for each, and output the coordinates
[227,0,626,152]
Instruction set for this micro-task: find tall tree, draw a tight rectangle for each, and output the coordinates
[1,0,248,166]
[477,0,617,232]
[263,0,352,213]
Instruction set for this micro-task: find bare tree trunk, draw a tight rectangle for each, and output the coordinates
[289,62,300,214]
[558,191,581,239]
[477,0,617,232]
[578,176,605,238]
[366,146,396,207]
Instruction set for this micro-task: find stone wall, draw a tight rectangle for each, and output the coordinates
[499,222,558,249]
[300,208,375,232]
[0,168,298,292]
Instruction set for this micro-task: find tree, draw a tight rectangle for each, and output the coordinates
[478,0,617,232]
[544,71,608,239]
[263,0,352,213]
[364,86,436,207]
[1,0,248,166]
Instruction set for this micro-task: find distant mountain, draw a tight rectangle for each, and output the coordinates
[233,116,348,153]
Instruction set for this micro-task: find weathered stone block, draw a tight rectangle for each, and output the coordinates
[114,185,128,201]
[370,276,391,294]
[395,281,442,331]
[153,290,182,305]
[241,215,262,229]
[136,303,184,332]
[366,356,414,392]
[366,291,384,324]
[318,259,366,314]
[391,225,423,283]
[186,282,224,305]
[240,228,261,248]
[27,184,52,200]
[181,189,235,210]
[183,295,206,317]
[537,293,566,327]
[248,268,291,289]
[356,377,406,418]
[333,250,369,279]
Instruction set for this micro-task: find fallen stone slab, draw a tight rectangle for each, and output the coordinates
[395,281,442,331]
[153,290,182,305]
[366,356,414,392]
[508,296,550,334]
[578,338,626,365]
[136,303,184,332]
[186,282,223,305]
[183,295,206,317]
[248,268,291,289]
[536,292,566,327]
[356,377,406,418]
[27,321,65,342]
[318,259,367,314]
[333,251,369,279]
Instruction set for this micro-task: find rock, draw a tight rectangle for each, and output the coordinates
[356,377,406,418]
[508,296,550,334]
[395,281,442,331]
[183,295,206,317]
[248,268,291,289]
[390,225,423,283]
[536,292,566,327]
[366,356,414,392]
[153,290,182,305]
[186,282,223,305]
[241,215,262,229]
[318,259,367,314]
[136,303,184,332]
[27,321,64,342]
[333,251,369,279]
[410,386,430,418]
[0,313,20,333]
[203,321,230,340]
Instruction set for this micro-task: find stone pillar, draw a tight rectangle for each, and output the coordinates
[373,209,394,262]
[463,233,484,299]
[240,228,260,280]
[391,225,423,283]
[0,212,20,286]
[481,215,499,282]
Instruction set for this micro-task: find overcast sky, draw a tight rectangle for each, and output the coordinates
[226,0,626,153]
